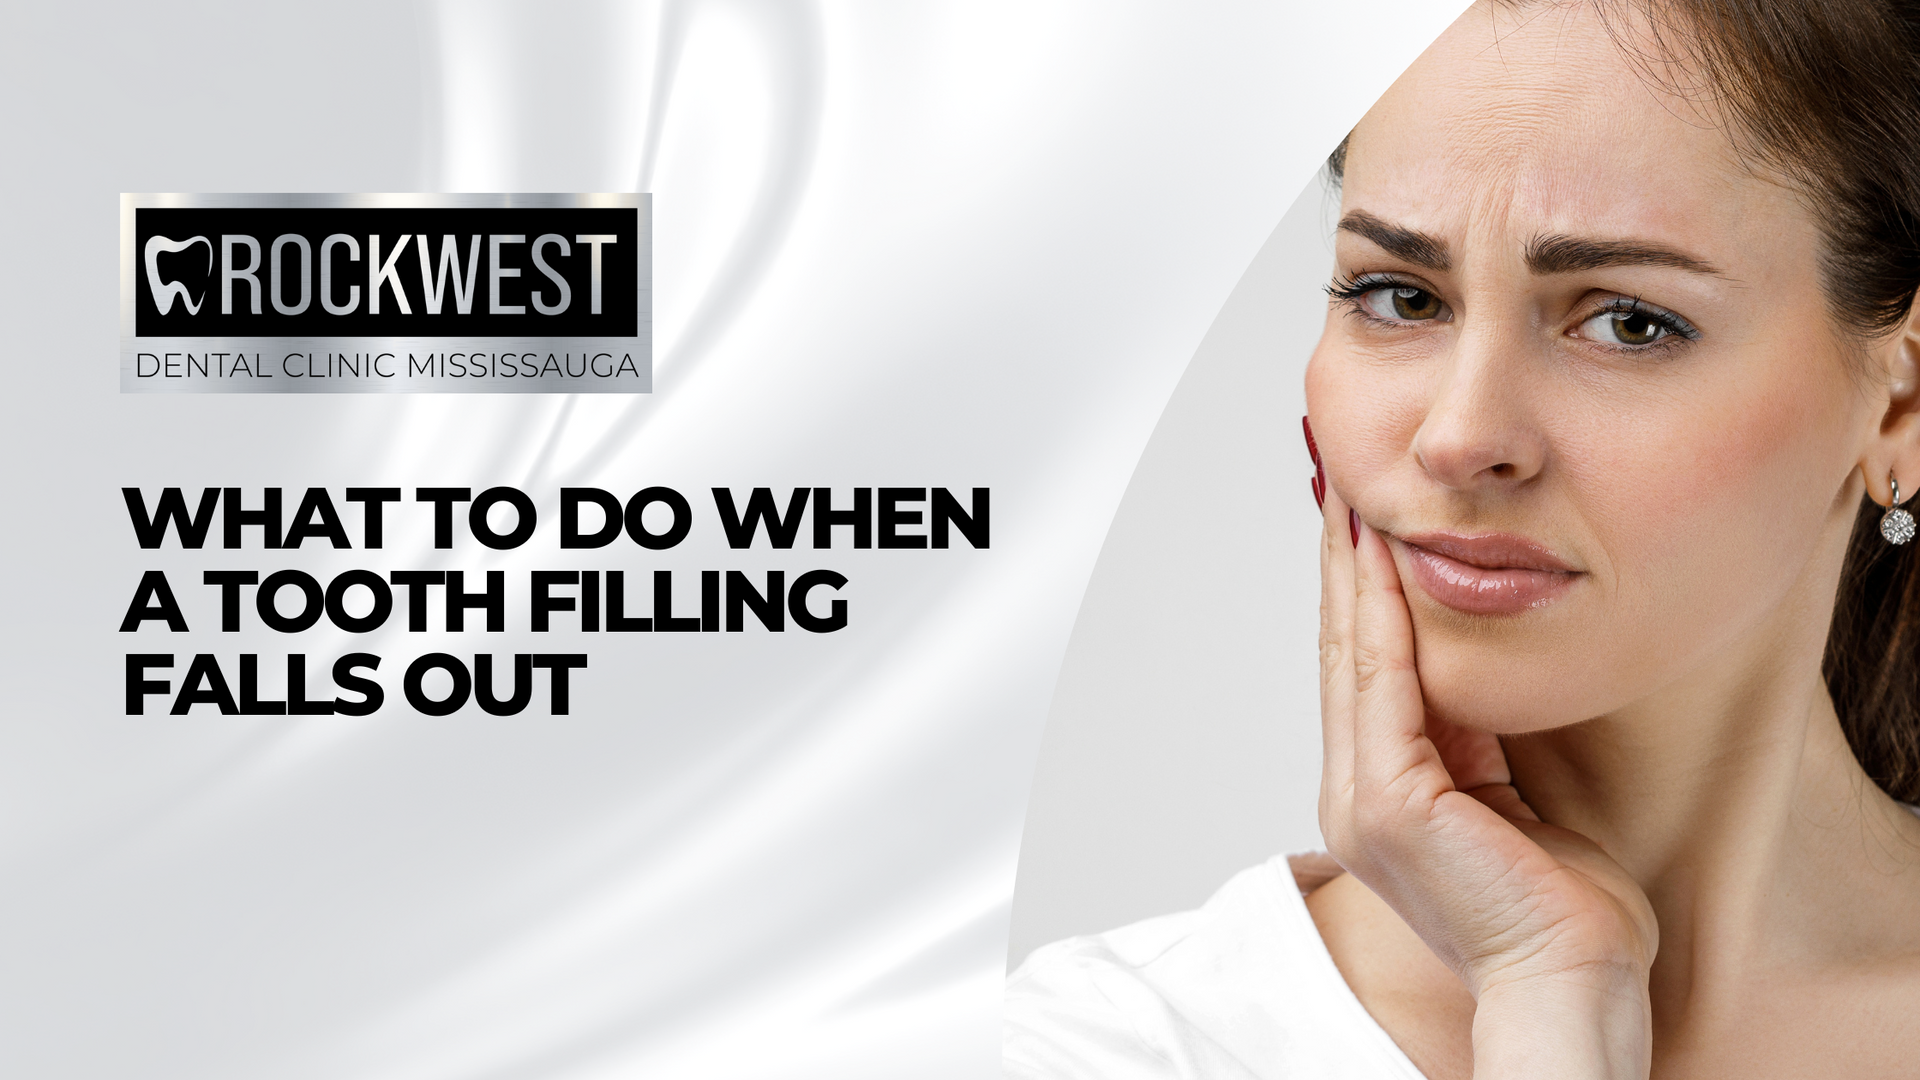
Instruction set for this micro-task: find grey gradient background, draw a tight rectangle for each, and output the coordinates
[1009,178,1341,967]
[0,1,1460,1074]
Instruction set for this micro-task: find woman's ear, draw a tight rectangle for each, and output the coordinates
[1865,302,1920,507]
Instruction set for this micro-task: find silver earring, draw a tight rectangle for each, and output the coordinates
[1883,473,1915,545]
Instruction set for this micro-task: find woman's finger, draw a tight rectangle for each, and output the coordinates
[1317,480,1359,821]
[1425,712,1509,793]
[1348,515,1450,812]
[1426,693,1541,822]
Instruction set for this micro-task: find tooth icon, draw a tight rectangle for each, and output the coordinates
[144,234,211,316]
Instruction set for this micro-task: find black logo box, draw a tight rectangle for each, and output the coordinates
[119,194,651,394]
[133,204,642,337]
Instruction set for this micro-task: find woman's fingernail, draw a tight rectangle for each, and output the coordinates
[1349,508,1360,547]
[1302,416,1320,465]
[1312,474,1325,508]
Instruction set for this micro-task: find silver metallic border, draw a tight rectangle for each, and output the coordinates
[119,193,651,393]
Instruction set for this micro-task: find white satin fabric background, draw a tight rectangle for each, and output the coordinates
[0,3,1458,1078]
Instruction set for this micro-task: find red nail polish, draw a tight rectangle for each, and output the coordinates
[1302,416,1321,466]
[1312,474,1324,508]
[1349,508,1360,546]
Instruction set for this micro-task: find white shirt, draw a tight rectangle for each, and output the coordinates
[1008,806,1920,1079]
[1002,853,1424,1080]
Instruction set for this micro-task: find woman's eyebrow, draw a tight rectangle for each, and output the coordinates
[1337,213,1728,280]
[1337,211,1450,271]
[1525,234,1724,276]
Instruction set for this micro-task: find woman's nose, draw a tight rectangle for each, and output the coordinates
[1410,330,1546,492]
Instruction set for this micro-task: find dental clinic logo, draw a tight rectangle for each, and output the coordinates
[145,234,210,316]
[120,194,651,393]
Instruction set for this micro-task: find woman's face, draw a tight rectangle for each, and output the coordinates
[1304,0,1888,733]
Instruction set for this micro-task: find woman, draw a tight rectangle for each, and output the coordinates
[1004,1,1920,1076]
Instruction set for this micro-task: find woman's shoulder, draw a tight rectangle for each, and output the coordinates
[1002,854,1424,1080]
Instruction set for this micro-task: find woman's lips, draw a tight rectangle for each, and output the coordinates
[1396,532,1580,615]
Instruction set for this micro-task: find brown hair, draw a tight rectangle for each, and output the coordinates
[1333,0,1920,801]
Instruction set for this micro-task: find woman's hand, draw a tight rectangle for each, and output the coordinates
[1315,480,1658,1080]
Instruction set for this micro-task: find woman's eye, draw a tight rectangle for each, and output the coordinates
[1580,309,1672,346]
[1360,285,1445,322]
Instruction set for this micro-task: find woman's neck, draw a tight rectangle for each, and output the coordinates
[1500,569,1920,1023]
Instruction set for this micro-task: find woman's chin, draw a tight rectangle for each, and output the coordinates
[1402,592,1653,734]
[1421,700,1578,736]
[1414,649,1617,736]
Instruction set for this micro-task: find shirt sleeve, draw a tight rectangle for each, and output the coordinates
[1002,936,1263,1080]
